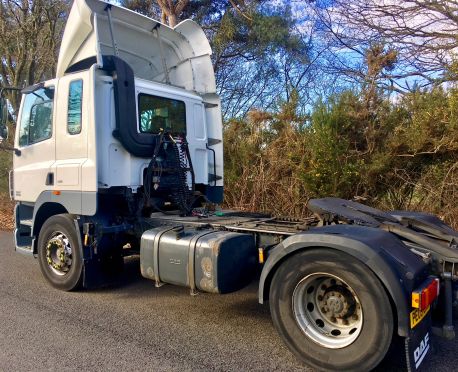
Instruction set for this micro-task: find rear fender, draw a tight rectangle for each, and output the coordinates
[258,225,429,337]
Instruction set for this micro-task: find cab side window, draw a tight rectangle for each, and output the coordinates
[18,87,54,147]
[67,80,83,135]
[138,94,186,135]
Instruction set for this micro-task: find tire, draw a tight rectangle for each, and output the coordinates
[269,249,393,371]
[37,214,84,291]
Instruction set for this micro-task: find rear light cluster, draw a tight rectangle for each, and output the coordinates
[412,277,440,311]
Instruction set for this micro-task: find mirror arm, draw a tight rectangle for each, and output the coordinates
[0,87,22,96]
[0,145,21,156]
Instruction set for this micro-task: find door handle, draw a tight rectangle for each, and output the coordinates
[45,172,54,186]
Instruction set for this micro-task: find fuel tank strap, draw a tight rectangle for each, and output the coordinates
[188,231,215,295]
[152,226,179,287]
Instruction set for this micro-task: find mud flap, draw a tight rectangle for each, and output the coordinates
[82,256,124,289]
[405,309,432,371]
[82,258,108,289]
[376,309,432,371]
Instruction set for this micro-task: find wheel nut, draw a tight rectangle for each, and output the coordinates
[321,307,327,313]
[343,319,349,325]
[352,314,358,320]
[331,317,337,323]
[317,295,323,301]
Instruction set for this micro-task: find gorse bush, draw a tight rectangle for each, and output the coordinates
[223,87,458,228]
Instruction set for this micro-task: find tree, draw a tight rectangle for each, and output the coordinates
[121,0,311,117]
[120,0,157,18]
[156,0,189,26]
[307,0,458,92]
[122,0,188,26]
[0,0,69,114]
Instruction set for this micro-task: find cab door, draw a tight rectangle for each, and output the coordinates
[54,72,88,191]
[13,82,56,202]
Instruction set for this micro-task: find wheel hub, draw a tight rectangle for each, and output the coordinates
[46,233,72,276]
[326,293,345,315]
[321,287,355,319]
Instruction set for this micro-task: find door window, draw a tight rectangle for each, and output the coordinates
[67,80,83,135]
[18,87,54,147]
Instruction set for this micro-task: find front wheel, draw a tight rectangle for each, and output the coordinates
[37,214,83,291]
[269,249,393,371]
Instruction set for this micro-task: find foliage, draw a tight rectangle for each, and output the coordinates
[0,0,70,113]
[223,91,312,217]
[121,0,310,117]
[0,147,11,195]
[224,87,458,228]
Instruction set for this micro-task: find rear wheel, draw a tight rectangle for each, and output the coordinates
[269,249,393,371]
[37,214,83,291]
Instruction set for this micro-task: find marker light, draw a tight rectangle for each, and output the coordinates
[412,277,440,310]
[258,248,265,264]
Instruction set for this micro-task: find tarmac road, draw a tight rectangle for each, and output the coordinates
[0,231,456,371]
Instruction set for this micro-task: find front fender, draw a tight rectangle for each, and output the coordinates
[258,224,428,337]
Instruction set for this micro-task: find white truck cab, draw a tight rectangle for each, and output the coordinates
[11,0,223,254]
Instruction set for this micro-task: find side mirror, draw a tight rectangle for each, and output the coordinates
[0,97,9,141]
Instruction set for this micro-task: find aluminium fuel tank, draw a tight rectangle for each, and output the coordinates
[140,226,257,294]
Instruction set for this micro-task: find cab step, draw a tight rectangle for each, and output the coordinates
[20,219,33,227]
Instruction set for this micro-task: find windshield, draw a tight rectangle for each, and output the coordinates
[138,94,186,135]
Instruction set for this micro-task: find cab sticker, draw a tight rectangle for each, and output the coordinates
[410,305,430,329]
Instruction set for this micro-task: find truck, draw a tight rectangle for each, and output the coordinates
[1,0,458,370]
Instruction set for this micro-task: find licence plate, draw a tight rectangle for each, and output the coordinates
[410,305,430,329]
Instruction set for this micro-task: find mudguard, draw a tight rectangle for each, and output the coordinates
[258,224,429,337]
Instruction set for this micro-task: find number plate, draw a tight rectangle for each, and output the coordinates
[410,305,430,329]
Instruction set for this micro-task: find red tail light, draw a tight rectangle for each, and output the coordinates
[412,277,440,311]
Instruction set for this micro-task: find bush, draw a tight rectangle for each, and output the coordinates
[223,88,458,228]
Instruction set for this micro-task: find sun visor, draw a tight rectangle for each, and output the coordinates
[56,0,216,95]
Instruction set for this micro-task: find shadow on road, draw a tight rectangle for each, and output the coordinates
[90,256,268,316]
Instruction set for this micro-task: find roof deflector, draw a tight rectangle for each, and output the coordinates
[56,0,216,95]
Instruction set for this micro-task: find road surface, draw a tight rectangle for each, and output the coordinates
[0,231,456,371]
